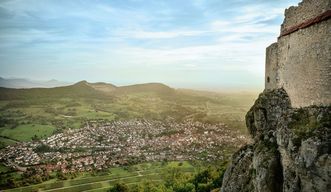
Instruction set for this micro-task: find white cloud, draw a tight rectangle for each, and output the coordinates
[116,29,208,39]
[1,0,301,89]
[100,36,268,75]
[210,20,230,29]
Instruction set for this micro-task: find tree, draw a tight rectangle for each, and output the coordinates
[196,183,212,192]
[56,171,68,180]
[174,182,195,192]
[192,169,211,187]
[7,178,18,188]
[108,183,129,192]
[32,134,39,141]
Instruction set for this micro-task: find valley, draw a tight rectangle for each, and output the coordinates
[0,81,257,191]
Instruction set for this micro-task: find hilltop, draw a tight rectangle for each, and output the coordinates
[0,80,175,100]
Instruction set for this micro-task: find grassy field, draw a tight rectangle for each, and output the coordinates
[0,124,56,142]
[0,163,12,174]
[3,161,196,192]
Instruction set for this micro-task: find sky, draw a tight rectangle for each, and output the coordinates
[0,0,301,90]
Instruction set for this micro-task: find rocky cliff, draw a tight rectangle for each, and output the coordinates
[221,89,331,192]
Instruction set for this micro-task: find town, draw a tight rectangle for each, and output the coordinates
[0,119,249,173]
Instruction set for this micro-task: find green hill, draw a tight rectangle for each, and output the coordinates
[115,83,175,96]
[0,81,104,100]
[0,81,175,100]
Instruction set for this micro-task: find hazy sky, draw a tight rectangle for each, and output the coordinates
[0,0,300,90]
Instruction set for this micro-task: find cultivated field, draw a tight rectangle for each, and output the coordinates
[3,161,195,192]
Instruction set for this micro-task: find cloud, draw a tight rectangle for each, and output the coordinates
[0,0,302,89]
[118,30,208,39]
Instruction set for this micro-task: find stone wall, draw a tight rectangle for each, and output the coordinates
[281,0,331,33]
[265,43,278,90]
[265,0,331,107]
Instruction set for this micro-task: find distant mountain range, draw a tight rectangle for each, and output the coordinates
[0,79,175,100]
[0,77,71,88]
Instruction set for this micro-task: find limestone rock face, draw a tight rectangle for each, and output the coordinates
[221,145,254,192]
[221,89,331,192]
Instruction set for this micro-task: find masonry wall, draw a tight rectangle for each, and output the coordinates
[278,19,331,107]
[265,43,279,90]
[265,0,331,107]
[281,0,331,33]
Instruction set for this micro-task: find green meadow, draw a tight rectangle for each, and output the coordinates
[1,124,56,142]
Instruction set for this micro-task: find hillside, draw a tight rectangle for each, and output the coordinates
[0,81,106,100]
[0,81,175,100]
[115,83,174,95]
[85,81,117,93]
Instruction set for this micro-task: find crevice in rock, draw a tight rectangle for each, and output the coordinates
[296,176,301,192]
[274,149,284,192]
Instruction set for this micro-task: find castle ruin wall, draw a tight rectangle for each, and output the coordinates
[265,0,331,108]
[281,0,331,33]
[265,43,279,90]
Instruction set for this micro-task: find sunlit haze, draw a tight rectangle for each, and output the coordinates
[0,0,300,90]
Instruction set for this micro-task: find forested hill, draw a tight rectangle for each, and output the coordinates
[0,81,175,100]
